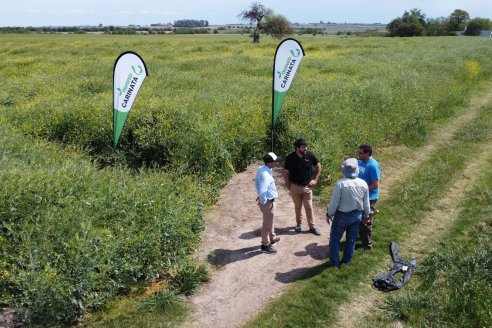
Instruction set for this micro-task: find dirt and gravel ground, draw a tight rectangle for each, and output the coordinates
[185,163,327,328]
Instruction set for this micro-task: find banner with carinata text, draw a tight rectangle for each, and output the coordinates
[113,51,148,147]
[272,38,305,128]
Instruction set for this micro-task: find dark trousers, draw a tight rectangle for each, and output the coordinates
[359,220,372,248]
[329,210,362,265]
[359,200,377,248]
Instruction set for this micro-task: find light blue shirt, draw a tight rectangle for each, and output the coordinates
[327,177,371,217]
[255,165,278,205]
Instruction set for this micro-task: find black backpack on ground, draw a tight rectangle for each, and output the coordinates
[372,242,416,292]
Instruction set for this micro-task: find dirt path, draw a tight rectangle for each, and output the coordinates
[184,85,492,328]
[185,164,326,328]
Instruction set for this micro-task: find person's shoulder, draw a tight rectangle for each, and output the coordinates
[335,178,346,186]
[256,165,268,173]
[337,177,353,184]
[355,177,369,188]
[284,152,296,164]
[369,157,380,164]
[256,167,270,177]
[285,152,296,160]
[368,157,380,167]
[307,151,319,161]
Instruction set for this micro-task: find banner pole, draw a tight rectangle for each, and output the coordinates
[271,44,275,153]
[271,127,274,152]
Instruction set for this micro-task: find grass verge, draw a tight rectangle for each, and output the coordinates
[368,157,492,327]
[84,290,189,328]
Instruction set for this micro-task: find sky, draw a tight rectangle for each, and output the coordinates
[3,0,492,27]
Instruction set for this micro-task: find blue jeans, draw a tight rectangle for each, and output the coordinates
[329,210,362,265]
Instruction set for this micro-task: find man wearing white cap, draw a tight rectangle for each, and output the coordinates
[325,158,371,266]
[255,152,281,254]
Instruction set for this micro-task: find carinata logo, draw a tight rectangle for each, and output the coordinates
[290,48,301,57]
[132,65,143,75]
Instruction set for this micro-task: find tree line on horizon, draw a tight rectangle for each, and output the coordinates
[387,8,492,36]
[1,3,491,38]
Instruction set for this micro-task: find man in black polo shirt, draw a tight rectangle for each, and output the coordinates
[283,138,322,235]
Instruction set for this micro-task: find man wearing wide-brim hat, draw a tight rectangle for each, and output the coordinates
[325,158,371,266]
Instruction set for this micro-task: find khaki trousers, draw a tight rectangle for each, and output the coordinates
[289,183,315,228]
[259,200,276,245]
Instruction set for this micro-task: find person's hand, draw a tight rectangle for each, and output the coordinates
[326,215,333,224]
[363,215,371,224]
[308,179,317,188]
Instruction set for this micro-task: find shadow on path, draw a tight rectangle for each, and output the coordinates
[294,242,329,260]
[207,246,263,266]
[239,226,310,240]
[275,264,327,283]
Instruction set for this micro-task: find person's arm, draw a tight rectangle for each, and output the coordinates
[362,186,371,223]
[308,162,321,188]
[368,164,380,191]
[256,173,269,205]
[283,168,291,189]
[326,182,341,223]
[368,179,379,191]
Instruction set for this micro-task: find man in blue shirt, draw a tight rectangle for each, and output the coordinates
[255,152,281,254]
[357,144,381,250]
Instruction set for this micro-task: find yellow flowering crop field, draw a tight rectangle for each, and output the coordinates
[1,33,492,325]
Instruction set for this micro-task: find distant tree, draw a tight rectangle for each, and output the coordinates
[409,8,427,25]
[264,15,292,39]
[238,1,273,43]
[426,17,451,36]
[464,19,481,36]
[464,18,492,36]
[448,9,470,31]
[387,8,427,37]
[298,27,324,35]
[484,18,492,29]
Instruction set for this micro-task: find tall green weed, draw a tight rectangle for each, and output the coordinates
[0,124,208,324]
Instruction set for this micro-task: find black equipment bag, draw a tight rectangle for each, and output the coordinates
[372,242,416,292]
